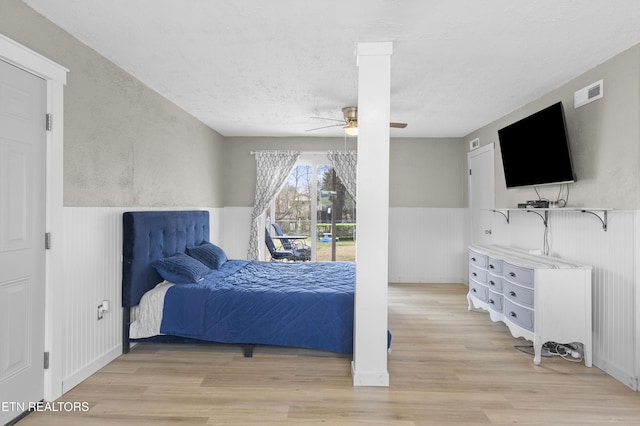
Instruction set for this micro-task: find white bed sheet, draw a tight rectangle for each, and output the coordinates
[129,281,173,339]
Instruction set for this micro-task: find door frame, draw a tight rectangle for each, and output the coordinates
[0,34,67,401]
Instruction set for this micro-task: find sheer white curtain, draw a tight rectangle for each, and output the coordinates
[247,150,300,260]
[327,150,357,199]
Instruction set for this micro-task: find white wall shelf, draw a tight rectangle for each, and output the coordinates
[489,208,612,231]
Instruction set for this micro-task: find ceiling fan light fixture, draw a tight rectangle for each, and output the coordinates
[307,105,405,135]
[344,120,358,136]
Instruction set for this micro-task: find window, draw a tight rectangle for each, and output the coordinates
[268,153,356,261]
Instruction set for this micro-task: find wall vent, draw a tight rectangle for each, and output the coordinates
[574,79,603,108]
[469,138,480,151]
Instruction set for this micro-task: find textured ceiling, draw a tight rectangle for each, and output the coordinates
[21,0,640,138]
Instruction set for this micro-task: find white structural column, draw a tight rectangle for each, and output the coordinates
[352,42,392,386]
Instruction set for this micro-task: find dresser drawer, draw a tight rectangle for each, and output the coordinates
[469,251,488,268]
[469,264,487,283]
[487,274,503,291]
[487,257,503,274]
[469,280,489,302]
[503,262,534,288]
[503,280,535,308]
[487,290,503,313]
[504,299,534,332]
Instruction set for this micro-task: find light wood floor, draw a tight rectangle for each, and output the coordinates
[18,283,640,425]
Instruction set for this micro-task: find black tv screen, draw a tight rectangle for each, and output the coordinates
[498,102,576,188]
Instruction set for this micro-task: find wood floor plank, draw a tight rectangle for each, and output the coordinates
[16,283,640,425]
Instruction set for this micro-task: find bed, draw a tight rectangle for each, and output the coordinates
[121,210,356,356]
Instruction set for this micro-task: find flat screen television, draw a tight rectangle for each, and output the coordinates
[498,101,576,188]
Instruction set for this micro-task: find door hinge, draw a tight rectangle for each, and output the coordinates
[46,113,52,131]
[45,232,51,250]
[44,352,49,369]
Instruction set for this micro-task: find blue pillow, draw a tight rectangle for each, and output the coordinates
[187,242,227,270]
[152,252,210,284]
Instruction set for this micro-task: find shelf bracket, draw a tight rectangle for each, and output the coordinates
[526,209,548,227]
[492,209,509,224]
[579,209,608,231]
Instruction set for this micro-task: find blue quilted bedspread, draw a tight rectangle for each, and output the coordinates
[160,260,355,354]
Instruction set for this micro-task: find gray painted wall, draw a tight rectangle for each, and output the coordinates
[1,0,225,207]
[223,136,466,208]
[222,137,356,207]
[465,44,640,210]
[390,138,465,208]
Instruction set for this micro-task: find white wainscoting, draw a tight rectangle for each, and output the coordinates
[388,208,470,283]
[491,208,639,390]
[59,206,222,392]
[221,207,253,260]
[61,207,121,392]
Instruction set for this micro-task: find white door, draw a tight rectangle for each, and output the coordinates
[0,59,47,424]
[468,143,495,245]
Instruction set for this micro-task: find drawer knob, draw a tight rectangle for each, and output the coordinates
[509,272,516,277]
[489,280,495,286]
[472,288,477,293]
[488,299,494,304]
[509,311,517,318]
[509,291,516,297]
[489,264,494,269]
[471,257,476,261]
[472,272,477,277]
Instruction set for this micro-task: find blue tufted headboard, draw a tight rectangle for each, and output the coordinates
[122,210,210,308]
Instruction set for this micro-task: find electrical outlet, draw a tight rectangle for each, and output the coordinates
[97,300,109,320]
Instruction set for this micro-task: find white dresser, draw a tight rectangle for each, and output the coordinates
[468,244,592,366]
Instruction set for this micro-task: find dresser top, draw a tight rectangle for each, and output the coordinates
[469,244,590,270]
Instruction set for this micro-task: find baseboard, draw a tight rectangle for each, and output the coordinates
[351,360,389,387]
[593,355,639,391]
[388,277,467,284]
[62,345,121,394]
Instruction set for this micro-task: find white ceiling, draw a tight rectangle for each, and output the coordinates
[22,0,640,138]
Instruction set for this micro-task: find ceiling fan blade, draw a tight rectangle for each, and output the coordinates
[310,117,346,123]
[390,122,408,128]
[305,123,346,132]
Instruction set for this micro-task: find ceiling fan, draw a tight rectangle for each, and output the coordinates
[307,107,407,136]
